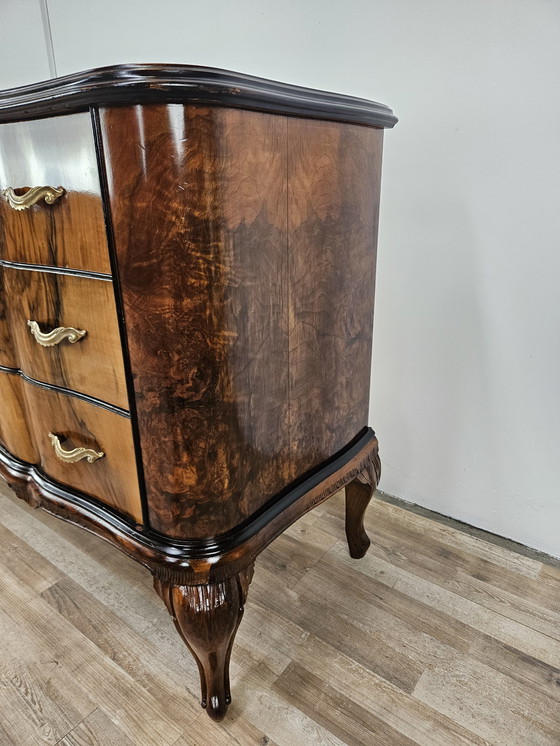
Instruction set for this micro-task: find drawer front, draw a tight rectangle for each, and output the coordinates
[22,382,142,523]
[0,371,37,463]
[0,113,110,274]
[0,266,16,367]
[3,266,128,409]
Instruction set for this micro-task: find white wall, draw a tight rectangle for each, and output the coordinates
[2,0,559,556]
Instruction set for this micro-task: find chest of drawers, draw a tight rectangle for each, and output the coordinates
[0,65,396,721]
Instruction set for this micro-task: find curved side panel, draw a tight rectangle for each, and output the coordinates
[100,104,292,538]
[100,103,383,540]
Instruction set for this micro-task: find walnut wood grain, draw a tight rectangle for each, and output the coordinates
[0,266,16,367]
[100,104,292,538]
[2,266,128,408]
[100,104,382,540]
[154,564,254,721]
[0,113,111,273]
[288,118,383,475]
[0,371,37,463]
[20,382,142,522]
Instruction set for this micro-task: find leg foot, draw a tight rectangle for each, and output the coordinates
[154,564,254,721]
[345,450,381,559]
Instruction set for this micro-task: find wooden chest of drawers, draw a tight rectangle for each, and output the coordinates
[0,65,396,721]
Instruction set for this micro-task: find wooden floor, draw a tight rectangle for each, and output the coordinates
[0,481,559,746]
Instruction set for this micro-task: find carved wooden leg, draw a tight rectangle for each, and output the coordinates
[344,450,381,559]
[153,563,254,721]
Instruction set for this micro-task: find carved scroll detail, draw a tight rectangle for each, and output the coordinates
[2,186,66,210]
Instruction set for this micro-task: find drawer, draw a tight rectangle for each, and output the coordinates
[0,265,16,367]
[3,266,128,409]
[0,113,111,274]
[0,371,37,463]
[22,382,142,523]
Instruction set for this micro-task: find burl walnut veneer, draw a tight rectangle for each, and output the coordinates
[0,65,396,720]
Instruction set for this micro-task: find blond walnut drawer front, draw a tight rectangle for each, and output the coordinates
[0,373,37,464]
[0,111,141,523]
[0,112,110,274]
[2,265,128,409]
[0,265,16,368]
[20,382,142,522]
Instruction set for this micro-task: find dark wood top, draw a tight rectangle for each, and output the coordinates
[0,64,397,128]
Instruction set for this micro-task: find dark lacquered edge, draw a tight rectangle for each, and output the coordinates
[0,258,112,282]
[0,365,130,417]
[0,64,397,128]
[90,106,151,529]
[0,427,378,584]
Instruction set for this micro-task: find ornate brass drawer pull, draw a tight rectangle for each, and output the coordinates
[28,320,87,347]
[2,185,66,210]
[48,432,104,464]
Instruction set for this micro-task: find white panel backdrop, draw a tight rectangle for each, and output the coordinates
[1,0,559,556]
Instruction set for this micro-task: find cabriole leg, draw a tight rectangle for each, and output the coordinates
[344,450,381,559]
[154,564,254,721]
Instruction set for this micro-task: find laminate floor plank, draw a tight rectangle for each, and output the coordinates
[173,714,280,746]
[364,507,560,615]
[327,540,560,668]
[413,655,560,745]
[274,662,418,746]
[0,563,185,745]
[1,483,559,745]
[40,577,201,722]
[469,634,560,701]
[252,565,424,692]
[290,635,489,746]
[0,522,65,594]
[0,491,196,669]
[258,523,338,589]
[0,660,95,746]
[326,516,560,640]
[228,661,347,746]
[268,561,466,677]
[56,708,136,746]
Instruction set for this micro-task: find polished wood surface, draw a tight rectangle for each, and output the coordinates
[101,105,292,539]
[0,113,111,273]
[0,266,16,367]
[20,381,141,522]
[100,104,383,540]
[345,452,382,559]
[0,372,37,463]
[288,119,383,474]
[0,64,398,129]
[1,483,558,745]
[154,564,254,722]
[2,266,128,408]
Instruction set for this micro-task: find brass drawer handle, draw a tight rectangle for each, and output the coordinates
[48,432,104,464]
[2,185,66,210]
[28,320,87,347]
